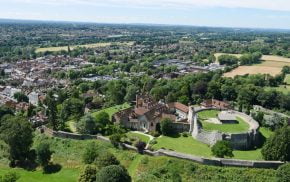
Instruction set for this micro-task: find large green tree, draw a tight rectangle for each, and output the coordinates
[76,114,97,135]
[261,127,290,161]
[0,116,34,166]
[95,165,131,182]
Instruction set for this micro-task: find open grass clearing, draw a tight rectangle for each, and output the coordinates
[126,132,151,143]
[198,110,250,133]
[35,41,134,53]
[200,117,250,133]
[284,74,290,84]
[264,85,290,94]
[91,103,131,120]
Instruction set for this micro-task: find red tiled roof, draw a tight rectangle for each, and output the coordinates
[168,102,189,113]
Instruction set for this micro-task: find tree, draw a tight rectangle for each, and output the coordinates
[60,98,84,121]
[276,163,290,182]
[95,112,110,131]
[76,114,97,135]
[211,141,233,158]
[124,85,138,102]
[13,92,29,103]
[160,118,174,136]
[82,142,100,164]
[261,127,290,161]
[218,55,239,66]
[0,106,13,120]
[95,152,120,169]
[45,91,59,130]
[0,116,34,166]
[78,165,97,182]
[36,142,53,168]
[109,134,122,148]
[95,165,131,182]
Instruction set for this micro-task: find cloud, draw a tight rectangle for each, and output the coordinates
[5,0,290,11]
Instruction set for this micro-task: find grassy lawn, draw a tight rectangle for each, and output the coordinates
[35,42,134,53]
[200,117,249,133]
[152,135,212,157]
[198,110,249,133]
[259,127,274,139]
[91,103,131,120]
[265,85,290,94]
[126,132,151,143]
[198,110,220,119]
[284,74,290,84]
[0,168,79,182]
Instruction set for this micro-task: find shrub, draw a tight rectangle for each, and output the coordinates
[160,118,174,136]
[262,127,290,161]
[149,131,160,137]
[276,163,290,182]
[0,171,20,182]
[95,152,120,169]
[78,165,97,182]
[82,142,100,164]
[134,141,146,153]
[36,142,53,167]
[211,141,233,158]
[149,139,157,145]
[109,133,123,148]
[76,114,97,135]
[95,165,131,182]
[182,132,189,137]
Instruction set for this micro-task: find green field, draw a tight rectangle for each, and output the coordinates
[91,103,131,120]
[35,42,134,53]
[0,168,79,182]
[0,132,277,181]
[151,135,264,160]
[126,132,151,143]
[284,74,290,84]
[198,110,250,133]
[151,135,212,157]
[264,85,290,94]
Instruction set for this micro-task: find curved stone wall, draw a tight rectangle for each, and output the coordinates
[193,107,260,150]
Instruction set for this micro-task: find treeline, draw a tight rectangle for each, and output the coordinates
[219,52,262,66]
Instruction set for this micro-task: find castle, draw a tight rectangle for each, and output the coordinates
[113,95,191,132]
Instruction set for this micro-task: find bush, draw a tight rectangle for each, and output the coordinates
[262,127,290,161]
[182,132,189,137]
[95,165,131,182]
[160,118,174,136]
[76,114,97,135]
[78,165,97,182]
[36,142,53,167]
[276,163,290,182]
[134,141,146,153]
[149,131,160,137]
[109,133,123,148]
[211,141,233,158]
[149,139,157,145]
[82,142,100,164]
[95,152,120,169]
[0,171,20,182]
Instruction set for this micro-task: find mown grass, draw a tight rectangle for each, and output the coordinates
[126,132,151,143]
[201,117,250,133]
[91,103,131,120]
[152,135,212,157]
[198,110,250,133]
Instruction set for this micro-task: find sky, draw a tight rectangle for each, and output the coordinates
[0,0,290,29]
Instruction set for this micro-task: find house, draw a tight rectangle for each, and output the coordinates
[201,99,231,110]
[218,111,237,124]
[28,92,39,106]
[113,95,190,132]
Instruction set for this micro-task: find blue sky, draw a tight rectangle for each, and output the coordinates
[1,0,290,29]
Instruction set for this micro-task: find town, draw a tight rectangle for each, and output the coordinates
[0,19,290,182]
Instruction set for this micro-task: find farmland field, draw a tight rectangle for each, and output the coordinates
[284,74,290,84]
[215,53,290,77]
[35,41,134,53]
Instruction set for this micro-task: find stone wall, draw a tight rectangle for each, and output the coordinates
[171,122,190,133]
[193,108,260,150]
[40,126,284,169]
